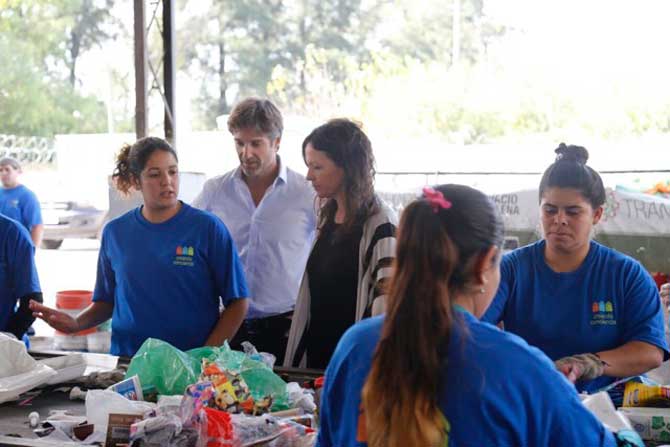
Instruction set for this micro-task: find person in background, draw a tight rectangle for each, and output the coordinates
[0,157,43,247]
[284,119,397,369]
[31,137,249,357]
[483,144,668,393]
[0,214,42,340]
[317,184,634,447]
[193,97,316,363]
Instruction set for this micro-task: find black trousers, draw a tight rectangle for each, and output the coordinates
[230,311,293,365]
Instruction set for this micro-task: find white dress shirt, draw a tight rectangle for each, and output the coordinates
[193,158,317,318]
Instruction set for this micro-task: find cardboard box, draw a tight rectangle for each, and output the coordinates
[618,407,670,442]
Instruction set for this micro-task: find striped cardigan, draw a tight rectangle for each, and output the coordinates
[283,197,397,367]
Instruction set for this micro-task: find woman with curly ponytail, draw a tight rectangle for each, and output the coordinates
[31,137,249,357]
[317,184,621,447]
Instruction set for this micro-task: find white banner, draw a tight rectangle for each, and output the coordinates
[490,188,670,237]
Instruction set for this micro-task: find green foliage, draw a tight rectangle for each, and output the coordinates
[4,0,670,141]
[0,0,112,137]
[180,0,383,127]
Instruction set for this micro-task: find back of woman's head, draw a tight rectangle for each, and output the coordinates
[302,118,377,230]
[539,143,605,208]
[362,184,503,447]
[113,136,177,195]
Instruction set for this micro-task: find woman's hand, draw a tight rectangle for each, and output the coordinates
[29,300,80,333]
[555,353,605,383]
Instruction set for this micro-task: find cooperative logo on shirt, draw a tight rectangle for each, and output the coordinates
[173,245,195,267]
[9,199,19,208]
[590,300,616,326]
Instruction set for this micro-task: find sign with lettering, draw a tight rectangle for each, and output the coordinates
[490,188,670,236]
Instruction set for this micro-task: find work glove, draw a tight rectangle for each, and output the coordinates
[615,428,645,447]
[555,353,606,383]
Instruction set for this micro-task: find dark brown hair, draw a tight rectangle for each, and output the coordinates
[112,137,177,195]
[302,118,379,235]
[362,184,503,447]
[538,143,605,208]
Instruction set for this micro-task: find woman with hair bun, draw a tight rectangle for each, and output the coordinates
[316,184,633,447]
[483,143,668,393]
[31,137,249,357]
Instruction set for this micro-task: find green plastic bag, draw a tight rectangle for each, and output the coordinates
[125,339,289,410]
[125,338,201,397]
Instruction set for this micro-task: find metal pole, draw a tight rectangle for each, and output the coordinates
[134,0,148,139]
[163,0,176,148]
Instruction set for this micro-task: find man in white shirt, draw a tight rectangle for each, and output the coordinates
[193,97,316,363]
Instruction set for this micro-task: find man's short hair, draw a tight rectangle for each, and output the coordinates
[227,97,283,140]
[0,157,21,170]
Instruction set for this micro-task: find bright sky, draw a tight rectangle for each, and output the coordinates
[487,0,670,80]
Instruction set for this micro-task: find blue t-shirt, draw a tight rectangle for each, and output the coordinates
[0,215,41,333]
[317,313,616,447]
[93,203,249,357]
[0,185,42,232]
[482,240,669,393]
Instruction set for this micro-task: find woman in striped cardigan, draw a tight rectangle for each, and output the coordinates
[283,119,397,369]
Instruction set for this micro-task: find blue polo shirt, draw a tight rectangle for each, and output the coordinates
[317,314,615,447]
[0,215,41,333]
[93,203,249,357]
[0,185,42,232]
[483,240,669,393]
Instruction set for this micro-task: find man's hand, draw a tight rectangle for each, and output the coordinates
[30,300,79,333]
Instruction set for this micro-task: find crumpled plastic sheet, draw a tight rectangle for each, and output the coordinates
[286,382,316,414]
[129,412,202,447]
[0,333,56,404]
[85,389,156,434]
[34,413,106,445]
[241,341,276,369]
[229,413,316,447]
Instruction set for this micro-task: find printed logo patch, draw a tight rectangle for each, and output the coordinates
[10,199,19,208]
[590,300,616,326]
[173,245,195,266]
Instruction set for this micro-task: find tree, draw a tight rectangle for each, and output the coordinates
[273,0,385,107]
[63,0,118,87]
[379,0,504,67]
[0,0,113,137]
[178,0,288,129]
[178,0,384,127]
